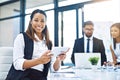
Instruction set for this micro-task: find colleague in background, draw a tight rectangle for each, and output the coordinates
[6,9,68,80]
[71,21,107,66]
[110,23,120,65]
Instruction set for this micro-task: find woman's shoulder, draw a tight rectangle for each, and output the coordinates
[15,33,24,40]
[17,33,23,37]
[14,33,24,45]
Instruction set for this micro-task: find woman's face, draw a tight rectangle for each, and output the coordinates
[110,26,120,38]
[31,13,46,34]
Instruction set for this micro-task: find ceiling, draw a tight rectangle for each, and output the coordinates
[0,0,64,7]
[0,0,92,8]
[26,0,57,9]
[0,0,108,8]
[25,0,109,9]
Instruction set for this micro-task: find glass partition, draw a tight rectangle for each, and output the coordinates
[0,1,20,47]
[0,1,20,18]
[46,10,54,45]
[78,9,83,38]
[58,10,77,65]
[0,17,20,46]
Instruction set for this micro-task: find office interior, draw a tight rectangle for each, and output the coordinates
[0,0,120,66]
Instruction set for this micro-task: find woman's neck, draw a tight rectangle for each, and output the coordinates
[36,33,43,40]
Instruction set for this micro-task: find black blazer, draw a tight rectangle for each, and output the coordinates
[71,37,107,66]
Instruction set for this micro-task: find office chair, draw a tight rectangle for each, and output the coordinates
[0,47,13,80]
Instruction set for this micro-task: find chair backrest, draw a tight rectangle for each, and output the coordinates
[0,47,13,80]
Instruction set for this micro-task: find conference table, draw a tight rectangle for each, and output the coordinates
[47,66,120,80]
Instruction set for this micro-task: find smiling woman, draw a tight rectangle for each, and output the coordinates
[5,9,69,80]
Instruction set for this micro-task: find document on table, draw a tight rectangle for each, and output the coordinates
[51,47,69,56]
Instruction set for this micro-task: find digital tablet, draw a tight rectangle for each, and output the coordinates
[51,47,69,56]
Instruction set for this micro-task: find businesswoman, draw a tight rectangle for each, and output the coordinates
[110,23,120,65]
[6,9,68,80]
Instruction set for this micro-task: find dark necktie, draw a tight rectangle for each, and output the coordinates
[87,38,90,53]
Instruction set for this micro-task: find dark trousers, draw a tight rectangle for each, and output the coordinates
[22,69,47,80]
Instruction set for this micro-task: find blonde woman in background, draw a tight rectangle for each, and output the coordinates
[110,23,120,65]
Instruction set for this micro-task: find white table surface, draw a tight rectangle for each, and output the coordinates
[47,66,120,80]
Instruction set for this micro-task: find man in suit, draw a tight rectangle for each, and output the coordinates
[71,21,107,66]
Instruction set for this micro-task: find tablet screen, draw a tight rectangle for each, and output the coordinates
[51,47,69,56]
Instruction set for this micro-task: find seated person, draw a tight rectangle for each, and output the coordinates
[6,9,69,80]
[71,21,107,66]
[110,23,120,65]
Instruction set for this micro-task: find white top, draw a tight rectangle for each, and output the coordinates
[112,43,120,62]
[13,33,56,71]
[84,35,93,53]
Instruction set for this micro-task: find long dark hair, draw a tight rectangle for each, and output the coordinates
[110,23,120,49]
[26,9,52,49]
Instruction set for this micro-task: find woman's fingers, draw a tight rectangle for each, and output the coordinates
[38,50,53,64]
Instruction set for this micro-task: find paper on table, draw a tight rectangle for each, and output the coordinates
[51,47,69,56]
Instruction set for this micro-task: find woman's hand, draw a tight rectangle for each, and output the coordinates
[56,48,70,61]
[53,48,70,71]
[38,50,53,64]
[103,61,114,67]
[23,50,53,69]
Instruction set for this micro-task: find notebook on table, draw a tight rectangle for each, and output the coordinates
[74,53,101,69]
